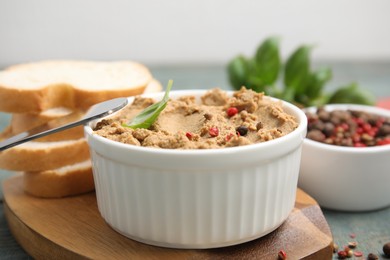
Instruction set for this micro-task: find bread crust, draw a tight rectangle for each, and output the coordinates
[9,111,85,142]
[0,87,46,112]
[3,78,162,142]
[0,60,151,113]
[0,138,89,171]
[23,160,94,198]
[0,63,162,198]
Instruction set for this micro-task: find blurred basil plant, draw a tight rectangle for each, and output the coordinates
[227,37,375,107]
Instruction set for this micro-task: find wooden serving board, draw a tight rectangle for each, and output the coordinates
[3,176,333,259]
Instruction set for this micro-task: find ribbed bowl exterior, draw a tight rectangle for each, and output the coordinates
[300,104,390,211]
[90,147,302,248]
[85,89,307,248]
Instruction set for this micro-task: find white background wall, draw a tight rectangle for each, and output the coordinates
[0,0,389,66]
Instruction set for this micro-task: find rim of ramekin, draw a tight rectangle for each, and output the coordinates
[303,104,390,154]
[85,89,307,156]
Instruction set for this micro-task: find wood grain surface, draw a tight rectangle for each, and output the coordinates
[3,176,333,259]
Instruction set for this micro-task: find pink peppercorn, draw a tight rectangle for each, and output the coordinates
[377,138,390,146]
[354,142,367,148]
[209,127,219,137]
[368,128,378,137]
[353,118,364,125]
[376,118,385,127]
[337,250,347,259]
[227,107,238,117]
[186,132,193,140]
[225,133,234,141]
[363,123,372,132]
[277,250,287,260]
[352,134,361,143]
[340,123,349,131]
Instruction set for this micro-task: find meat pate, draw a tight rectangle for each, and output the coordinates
[93,88,298,149]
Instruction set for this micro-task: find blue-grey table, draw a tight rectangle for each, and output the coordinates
[1,62,390,259]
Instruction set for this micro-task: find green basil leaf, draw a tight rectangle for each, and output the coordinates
[254,36,281,86]
[123,80,173,129]
[308,94,331,107]
[281,87,296,103]
[227,55,251,90]
[247,75,267,92]
[306,67,332,98]
[284,45,312,94]
[328,83,375,105]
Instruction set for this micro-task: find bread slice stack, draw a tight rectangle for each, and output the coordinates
[0,60,162,198]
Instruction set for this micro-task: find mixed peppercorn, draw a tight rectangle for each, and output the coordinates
[186,106,253,141]
[277,241,390,259]
[306,107,390,147]
[333,239,390,259]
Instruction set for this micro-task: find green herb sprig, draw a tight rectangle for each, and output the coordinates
[227,36,375,107]
[123,80,173,129]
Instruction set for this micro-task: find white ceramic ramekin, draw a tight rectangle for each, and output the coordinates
[299,104,390,211]
[84,90,307,249]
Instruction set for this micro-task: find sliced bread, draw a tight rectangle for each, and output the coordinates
[0,78,162,171]
[7,111,85,142]
[0,138,89,171]
[10,107,74,132]
[4,78,162,142]
[0,60,152,113]
[144,78,163,93]
[23,160,94,198]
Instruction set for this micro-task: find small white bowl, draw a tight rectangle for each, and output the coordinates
[84,90,307,249]
[299,104,390,211]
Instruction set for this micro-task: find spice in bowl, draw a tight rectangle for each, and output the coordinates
[305,107,390,147]
[299,104,390,211]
